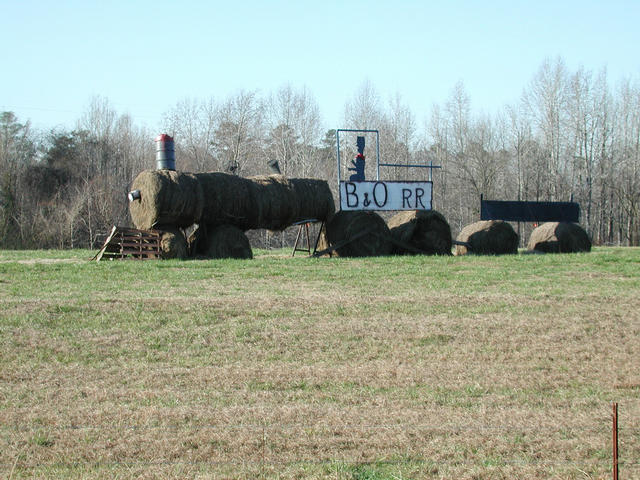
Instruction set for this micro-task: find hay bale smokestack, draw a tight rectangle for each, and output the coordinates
[155,134,176,171]
[455,220,518,255]
[527,222,591,253]
[325,210,392,257]
[387,210,452,255]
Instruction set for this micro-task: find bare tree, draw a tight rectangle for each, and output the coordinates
[614,79,640,245]
[445,81,476,229]
[566,67,613,238]
[293,87,322,177]
[161,97,217,172]
[0,112,36,246]
[344,79,382,130]
[380,92,416,181]
[522,57,570,200]
[265,84,322,177]
[77,96,117,179]
[423,104,451,214]
[463,115,506,199]
[447,80,471,159]
[212,90,264,176]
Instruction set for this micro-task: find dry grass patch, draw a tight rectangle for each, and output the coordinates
[1,248,639,479]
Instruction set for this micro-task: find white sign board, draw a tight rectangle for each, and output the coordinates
[340,181,432,211]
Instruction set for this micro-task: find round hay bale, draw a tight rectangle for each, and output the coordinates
[204,224,253,259]
[197,172,255,229]
[455,220,518,255]
[527,222,591,253]
[289,177,336,224]
[388,210,452,255]
[248,175,298,230]
[326,210,392,257]
[159,227,188,259]
[197,173,335,231]
[129,170,203,230]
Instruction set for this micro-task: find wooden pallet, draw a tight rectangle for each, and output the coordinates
[92,226,163,261]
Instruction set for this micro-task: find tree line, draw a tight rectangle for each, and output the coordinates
[1,57,639,250]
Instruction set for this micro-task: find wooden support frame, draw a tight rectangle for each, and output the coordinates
[292,219,324,257]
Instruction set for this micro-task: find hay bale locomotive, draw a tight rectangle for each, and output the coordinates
[127,134,335,259]
[122,133,591,260]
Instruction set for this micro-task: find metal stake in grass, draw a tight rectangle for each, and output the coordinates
[612,402,619,480]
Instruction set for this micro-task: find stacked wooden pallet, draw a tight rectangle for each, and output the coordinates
[93,226,162,261]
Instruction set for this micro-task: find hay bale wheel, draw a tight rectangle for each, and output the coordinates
[455,220,518,255]
[527,222,591,253]
[325,210,392,257]
[204,224,253,259]
[159,227,188,259]
[388,210,452,255]
[129,170,203,230]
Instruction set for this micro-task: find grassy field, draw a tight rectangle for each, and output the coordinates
[1,247,639,479]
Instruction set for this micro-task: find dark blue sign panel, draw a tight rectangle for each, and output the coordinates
[481,199,580,223]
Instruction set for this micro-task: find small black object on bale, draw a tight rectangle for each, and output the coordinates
[267,159,281,175]
[455,220,518,255]
[159,227,188,259]
[387,210,452,255]
[204,224,253,259]
[527,222,591,253]
[325,210,392,257]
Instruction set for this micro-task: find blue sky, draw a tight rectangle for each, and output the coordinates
[2,0,639,132]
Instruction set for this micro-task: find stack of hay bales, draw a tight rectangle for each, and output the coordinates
[455,220,518,255]
[130,170,335,231]
[129,170,335,259]
[387,210,452,255]
[527,222,591,253]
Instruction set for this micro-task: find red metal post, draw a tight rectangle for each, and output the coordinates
[612,402,619,480]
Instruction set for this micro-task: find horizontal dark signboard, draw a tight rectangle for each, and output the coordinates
[481,199,580,223]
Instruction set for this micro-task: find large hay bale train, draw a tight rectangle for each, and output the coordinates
[127,136,591,258]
